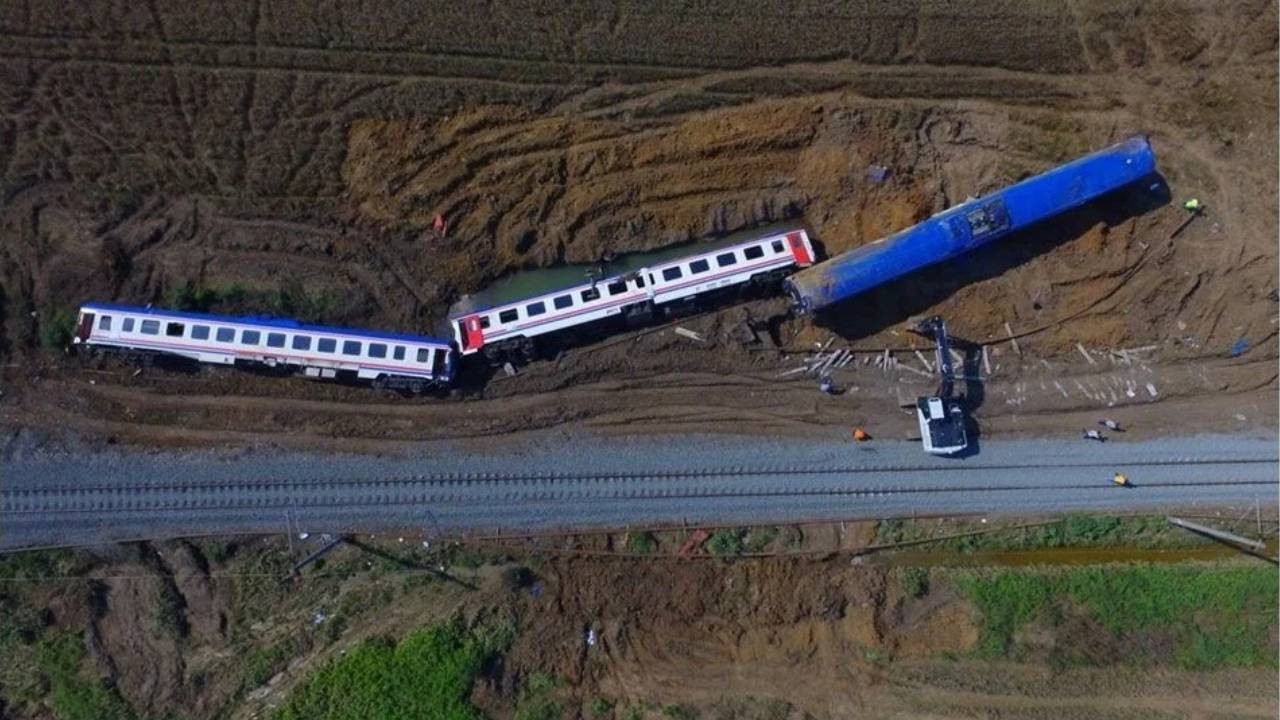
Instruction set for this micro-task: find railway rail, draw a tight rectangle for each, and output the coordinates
[3,438,1275,550]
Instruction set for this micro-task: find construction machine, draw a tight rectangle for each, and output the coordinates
[911,316,968,455]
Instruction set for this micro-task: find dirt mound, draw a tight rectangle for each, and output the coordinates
[496,557,973,716]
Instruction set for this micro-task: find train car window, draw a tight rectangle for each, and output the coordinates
[526,301,546,317]
[215,327,234,342]
[662,266,683,281]
[607,280,627,295]
[141,320,160,335]
[292,335,311,350]
[635,275,646,288]
[393,346,405,360]
[689,259,710,274]
[191,325,210,340]
[716,252,738,267]
[553,295,573,310]
[771,240,784,253]
[318,338,336,353]
[498,308,519,323]
[342,340,361,356]
[99,315,113,331]
[743,245,764,260]
[165,322,185,337]
[479,316,491,329]
[581,287,600,303]
[368,343,387,358]
[122,318,135,332]
[416,348,431,363]
[241,330,260,345]
[267,332,286,348]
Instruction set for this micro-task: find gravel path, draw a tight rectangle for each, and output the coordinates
[3,432,1276,549]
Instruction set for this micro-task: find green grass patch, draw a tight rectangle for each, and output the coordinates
[0,549,80,581]
[958,564,1279,668]
[883,514,1203,553]
[515,672,561,720]
[275,623,506,720]
[37,634,140,720]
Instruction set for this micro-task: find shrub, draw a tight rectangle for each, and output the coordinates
[743,527,777,553]
[627,531,656,555]
[707,530,744,557]
[662,704,698,720]
[590,697,615,716]
[900,567,929,598]
[39,308,77,350]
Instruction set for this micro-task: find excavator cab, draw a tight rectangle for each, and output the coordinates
[911,316,968,456]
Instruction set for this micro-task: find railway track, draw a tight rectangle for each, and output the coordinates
[4,458,1275,514]
[3,435,1276,550]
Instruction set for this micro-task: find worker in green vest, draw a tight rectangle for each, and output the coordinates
[1183,198,1203,213]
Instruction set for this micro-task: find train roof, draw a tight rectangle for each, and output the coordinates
[449,223,807,317]
[79,302,451,346]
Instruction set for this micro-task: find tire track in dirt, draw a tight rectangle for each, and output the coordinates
[0,33,693,87]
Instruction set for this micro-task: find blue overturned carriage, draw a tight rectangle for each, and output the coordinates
[785,136,1159,313]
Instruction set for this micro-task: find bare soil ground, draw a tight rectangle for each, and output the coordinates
[2,519,1276,720]
[0,1,1277,451]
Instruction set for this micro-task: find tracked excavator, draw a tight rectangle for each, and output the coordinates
[911,316,968,455]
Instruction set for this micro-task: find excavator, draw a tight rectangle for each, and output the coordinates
[910,316,968,455]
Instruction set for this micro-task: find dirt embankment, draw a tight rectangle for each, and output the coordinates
[3,533,1276,720]
[0,1,1277,446]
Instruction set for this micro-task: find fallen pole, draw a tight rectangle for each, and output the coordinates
[1167,516,1265,551]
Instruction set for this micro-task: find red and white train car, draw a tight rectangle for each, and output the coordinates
[448,226,815,362]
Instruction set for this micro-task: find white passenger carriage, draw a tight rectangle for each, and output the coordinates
[73,303,454,390]
[449,226,815,361]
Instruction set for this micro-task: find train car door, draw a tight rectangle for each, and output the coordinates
[786,232,813,266]
[459,316,485,351]
[75,311,95,342]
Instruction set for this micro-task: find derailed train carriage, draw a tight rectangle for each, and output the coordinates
[447,225,815,364]
[784,136,1159,314]
[72,303,455,392]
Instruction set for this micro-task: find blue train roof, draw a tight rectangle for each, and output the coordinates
[785,135,1158,312]
[80,302,451,346]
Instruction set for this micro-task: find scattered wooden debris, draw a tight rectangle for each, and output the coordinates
[674,327,705,342]
[982,345,991,375]
[1076,343,1097,365]
[503,362,517,377]
[1004,322,1021,356]
[913,349,934,373]
[895,362,933,378]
